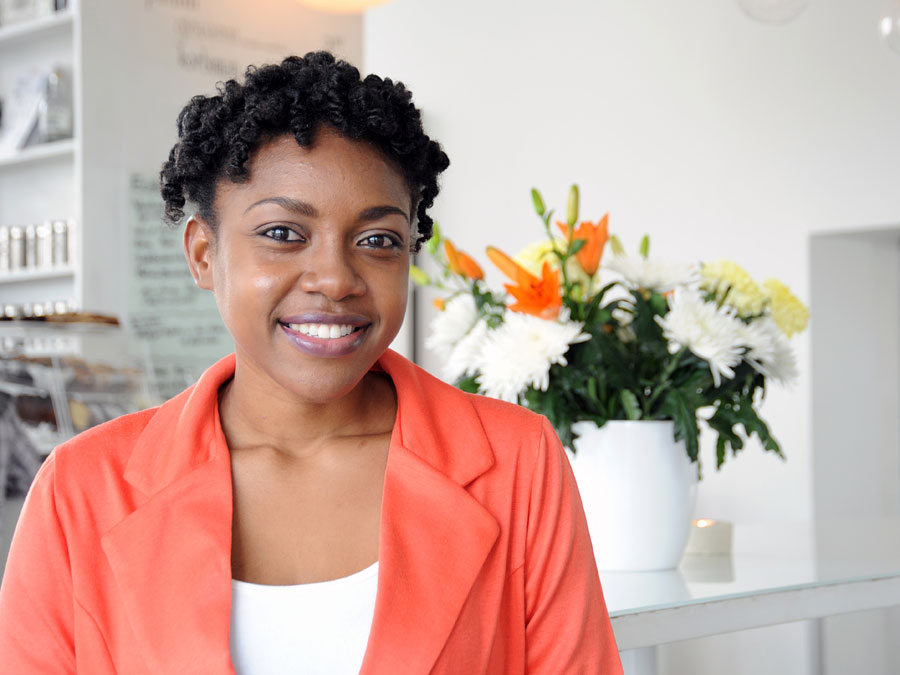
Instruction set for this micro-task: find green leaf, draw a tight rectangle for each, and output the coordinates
[707,407,744,469]
[631,292,665,344]
[649,291,668,315]
[531,188,546,217]
[621,389,642,420]
[661,389,700,464]
[426,223,442,255]
[733,402,785,459]
[568,238,587,256]
[587,378,601,406]
[454,374,480,394]
[715,436,726,473]
[408,264,430,286]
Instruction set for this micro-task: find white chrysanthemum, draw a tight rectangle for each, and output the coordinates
[443,319,489,382]
[765,334,799,386]
[425,294,479,360]
[610,307,636,343]
[616,324,637,344]
[604,255,698,292]
[736,316,798,386]
[475,311,590,402]
[655,288,744,387]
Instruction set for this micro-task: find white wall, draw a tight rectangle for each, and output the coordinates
[810,225,900,675]
[364,0,900,672]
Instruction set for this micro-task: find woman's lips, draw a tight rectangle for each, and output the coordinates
[279,321,370,358]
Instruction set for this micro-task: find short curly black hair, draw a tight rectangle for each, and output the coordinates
[160,51,449,251]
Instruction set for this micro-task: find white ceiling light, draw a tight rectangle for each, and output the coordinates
[879,1,900,54]
[297,0,392,13]
[737,0,810,24]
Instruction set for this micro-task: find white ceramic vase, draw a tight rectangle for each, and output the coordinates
[568,420,697,571]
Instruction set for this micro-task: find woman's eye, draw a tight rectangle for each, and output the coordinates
[263,226,302,242]
[360,233,401,249]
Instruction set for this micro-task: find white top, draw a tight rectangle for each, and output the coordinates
[229,561,379,675]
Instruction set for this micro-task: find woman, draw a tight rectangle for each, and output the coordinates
[0,52,622,673]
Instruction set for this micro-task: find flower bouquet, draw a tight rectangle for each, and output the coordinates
[413,185,809,475]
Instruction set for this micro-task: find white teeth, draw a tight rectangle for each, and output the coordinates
[286,322,358,339]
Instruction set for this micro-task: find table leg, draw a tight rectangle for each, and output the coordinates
[619,646,659,675]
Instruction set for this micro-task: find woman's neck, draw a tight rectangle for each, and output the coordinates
[217,358,396,462]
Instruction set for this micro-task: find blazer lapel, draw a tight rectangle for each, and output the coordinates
[361,352,499,674]
[100,356,237,674]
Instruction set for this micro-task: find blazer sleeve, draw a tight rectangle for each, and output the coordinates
[0,452,77,672]
[523,417,623,674]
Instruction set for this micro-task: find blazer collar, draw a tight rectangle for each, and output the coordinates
[122,353,236,496]
[123,350,495,496]
[376,348,495,487]
[102,351,499,674]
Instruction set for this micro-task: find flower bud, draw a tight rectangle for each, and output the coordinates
[566,184,579,227]
[639,234,650,259]
[531,188,546,216]
[425,223,441,255]
[609,234,625,257]
[409,264,430,286]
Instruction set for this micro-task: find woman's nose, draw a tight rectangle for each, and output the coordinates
[297,245,366,301]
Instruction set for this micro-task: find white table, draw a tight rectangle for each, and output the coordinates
[600,518,900,673]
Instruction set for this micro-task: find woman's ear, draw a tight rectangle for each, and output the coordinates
[184,215,215,290]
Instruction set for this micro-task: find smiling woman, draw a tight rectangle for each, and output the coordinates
[0,52,622,674]
[186,131,412,402]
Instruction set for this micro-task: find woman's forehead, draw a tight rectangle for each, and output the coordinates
[218,132,412,207]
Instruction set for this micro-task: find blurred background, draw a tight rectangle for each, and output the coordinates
[0,0,897,673]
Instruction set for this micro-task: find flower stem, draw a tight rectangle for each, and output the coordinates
[645,346,687,411]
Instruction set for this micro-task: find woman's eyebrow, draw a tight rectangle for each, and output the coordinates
[244,196,318,216]
[359,205,410,223]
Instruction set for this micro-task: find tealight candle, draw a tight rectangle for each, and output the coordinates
[684,518,733,556]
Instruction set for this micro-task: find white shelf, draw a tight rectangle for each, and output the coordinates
[0,139,76,170]
[607,518,900,651]
[0,10,73,47]
[0,266,75,284]
[0,319,119,334]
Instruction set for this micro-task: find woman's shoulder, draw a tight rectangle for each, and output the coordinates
[50,405,163,477]
[391,352,548,437]
[51,377,202,470]
[395,357,556,463]
[462,389,548,436]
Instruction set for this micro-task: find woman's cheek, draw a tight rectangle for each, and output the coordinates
[250,272,283,296]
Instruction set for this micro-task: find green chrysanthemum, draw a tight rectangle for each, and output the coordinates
[700,260,766,317]
[762,279,809,338]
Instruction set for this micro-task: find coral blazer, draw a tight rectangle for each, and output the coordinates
[0,350,622,674]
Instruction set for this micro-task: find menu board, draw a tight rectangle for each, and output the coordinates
[128,173,232,398]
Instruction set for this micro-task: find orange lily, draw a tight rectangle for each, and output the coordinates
[485,246,531,286]
[444,240,484,280]
[486,246,561,319]
[556,215,609,276]
[433,297,446,311]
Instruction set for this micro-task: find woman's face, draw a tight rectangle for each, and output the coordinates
[184,128,412,404]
